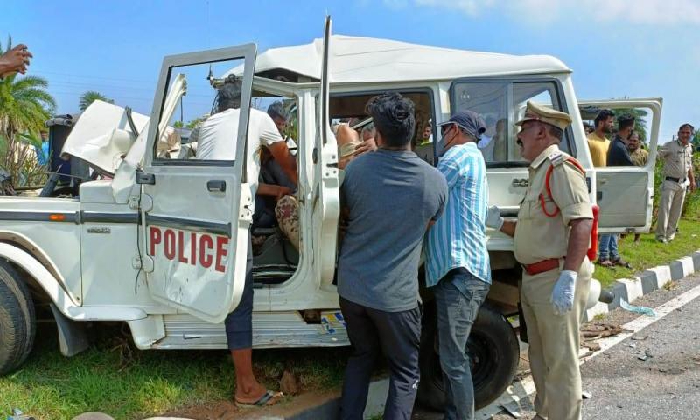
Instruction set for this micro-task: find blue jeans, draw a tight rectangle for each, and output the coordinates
[598,234,619,261]
[433,268,490,420]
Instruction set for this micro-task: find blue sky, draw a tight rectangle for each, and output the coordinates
[3,0,699,141]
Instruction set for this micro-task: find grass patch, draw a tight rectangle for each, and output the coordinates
[0,325,348,420]
[593,218,700,288]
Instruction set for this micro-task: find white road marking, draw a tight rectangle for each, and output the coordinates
[475,282,700,419]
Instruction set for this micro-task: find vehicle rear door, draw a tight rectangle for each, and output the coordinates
[137,45,257,323]
[578,98,662,232]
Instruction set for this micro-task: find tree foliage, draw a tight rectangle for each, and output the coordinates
[79,90,114,111]
[0,36,56,187]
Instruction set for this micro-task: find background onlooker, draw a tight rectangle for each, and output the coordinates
[627,130,647,243]
[587,110,614,168]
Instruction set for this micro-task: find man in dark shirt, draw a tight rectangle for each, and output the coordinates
[599,114,635,269]
[338,92,448,420]
[606,114,635,166]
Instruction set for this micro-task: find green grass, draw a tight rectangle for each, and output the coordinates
[0,325,348,420]
[593,218,700,288]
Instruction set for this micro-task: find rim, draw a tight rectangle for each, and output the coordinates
[430,330,500,392]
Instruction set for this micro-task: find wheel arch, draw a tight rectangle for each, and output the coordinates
[0,236,79,315]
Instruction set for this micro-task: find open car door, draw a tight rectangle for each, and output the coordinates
[137,45,257,323]
[315,17,340,290]
[578,98,662,233]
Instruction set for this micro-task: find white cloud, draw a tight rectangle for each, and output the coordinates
[406,0,700,24]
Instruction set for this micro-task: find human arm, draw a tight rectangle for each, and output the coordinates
[267,142,297,186]
[257,183,292,201]
[689,165,696,191]
[0,44,32,77]
[485,205,516,237]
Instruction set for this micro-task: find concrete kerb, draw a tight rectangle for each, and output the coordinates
[585,248,700,322]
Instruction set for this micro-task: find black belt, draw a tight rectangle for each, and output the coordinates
[665,176,682,183]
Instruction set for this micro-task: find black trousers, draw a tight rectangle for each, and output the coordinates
[339,297,421,420]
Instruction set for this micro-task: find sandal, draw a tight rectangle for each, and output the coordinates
[612,259,632,269]
[597,259,614,268]
[235,390,283,408]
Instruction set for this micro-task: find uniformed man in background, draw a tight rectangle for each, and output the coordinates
[655,123,696,243]
[486,101,593,420]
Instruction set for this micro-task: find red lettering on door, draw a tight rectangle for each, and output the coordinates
[215,236,229,272]
[199,234,214,268]
[149,227,162,256]
[190,232,197,266]
[164,229,176,260]
[177,231,188,263]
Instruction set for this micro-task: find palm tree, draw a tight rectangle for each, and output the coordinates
[79,90,114,111]
[0,37,56,187]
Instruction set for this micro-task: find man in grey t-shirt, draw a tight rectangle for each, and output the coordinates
[338,93,447,420]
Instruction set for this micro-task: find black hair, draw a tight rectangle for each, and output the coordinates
[267,101,289,122]
[679,123,695,133]
[214,79,242,113]
[618,114,635,131]
[594,109,614,128]
[365,92,416,148]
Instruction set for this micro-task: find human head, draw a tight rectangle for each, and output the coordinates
[583,123,594,135]
[678,123,694,144]
[594,110,614,134]
[617,114,635,138]
[515,101,571,162]
[627,131,641,151]
[215,79,242,113]
[40,129,48,142]
[361,122,376,142]
[422,124,432,141]
[267,101,289,134]
[438,111,486,151]
[365,92,416,149]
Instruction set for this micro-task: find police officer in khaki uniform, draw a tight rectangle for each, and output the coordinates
[486,102,593,420]
[655,123,696,243]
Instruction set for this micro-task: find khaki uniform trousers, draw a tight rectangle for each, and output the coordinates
[655,180,686,241]
[520,259,591,420]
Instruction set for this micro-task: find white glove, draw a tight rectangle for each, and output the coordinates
[485,205,504,230]
[551,270,577,315]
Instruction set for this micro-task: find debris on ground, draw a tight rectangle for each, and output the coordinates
[580,322,631,351]
[582,390,592,399]
[638,349,654,361]
[7,409,36,420]
[620,298,657,317]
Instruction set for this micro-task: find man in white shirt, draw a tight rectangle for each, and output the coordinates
[198,81,297,406]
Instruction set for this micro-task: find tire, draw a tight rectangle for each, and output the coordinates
[0,260,36,376]
[417,303,519,411]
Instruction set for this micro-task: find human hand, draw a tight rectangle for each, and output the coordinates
[0,44,32,77]
[353,138,377,157]
[550,270,577,315]
[485,205,504,230]
[275,186,292,201]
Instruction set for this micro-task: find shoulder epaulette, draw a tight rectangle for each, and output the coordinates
[548,151,565,166]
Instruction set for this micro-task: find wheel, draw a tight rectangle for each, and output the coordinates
[0,260,36,375]
[417,303,519,411]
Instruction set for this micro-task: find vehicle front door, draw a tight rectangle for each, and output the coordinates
[137,45,257,323]
[578,98,662,232]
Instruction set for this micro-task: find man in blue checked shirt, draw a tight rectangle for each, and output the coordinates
[425,110,491,420]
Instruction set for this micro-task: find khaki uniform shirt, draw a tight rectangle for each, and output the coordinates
[514,144,593,265]
[659,140,693,180]
[630,148,648,167]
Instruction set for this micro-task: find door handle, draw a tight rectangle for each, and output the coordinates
[512,178,528,188]
[206,180,227,192]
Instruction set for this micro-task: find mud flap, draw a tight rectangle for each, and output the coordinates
[50,304,89,357]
